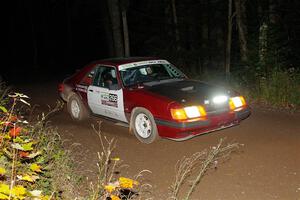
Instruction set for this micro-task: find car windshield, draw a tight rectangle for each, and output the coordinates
[120,63,185,87]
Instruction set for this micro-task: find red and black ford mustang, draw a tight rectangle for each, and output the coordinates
[58,57,250,143]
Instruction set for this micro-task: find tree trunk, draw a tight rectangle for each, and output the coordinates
[101,1,114,57]
[164,0,173,47]
[122,10,130,57]
[65,0,73,65]
[259,22,268,69]
[120,0,130,58]
[207,0,212,70]
[107,0,124,57]
[200,2,208,73]
[225,0,233,79]
[171,0,180,51]
[258,1,268,70]
[269,0,277,24]
[234,0,248,63]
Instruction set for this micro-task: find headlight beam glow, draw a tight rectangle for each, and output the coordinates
[213,95,228,104]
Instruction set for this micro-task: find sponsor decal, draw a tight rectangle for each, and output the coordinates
[75,84,88,93]
[101,92,118,107]
[119,60,169,70]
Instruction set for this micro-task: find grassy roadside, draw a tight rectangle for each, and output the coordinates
[189,68,300,112]
[0,87,80,199]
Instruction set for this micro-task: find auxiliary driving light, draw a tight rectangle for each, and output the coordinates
[213,95,228,104]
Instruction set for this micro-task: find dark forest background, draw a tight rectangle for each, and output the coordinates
[4,0,300,106]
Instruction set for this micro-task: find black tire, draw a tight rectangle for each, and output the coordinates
[130,107,158,144]
[67,94,89,121]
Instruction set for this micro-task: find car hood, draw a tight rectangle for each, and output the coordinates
[144,79,232,106]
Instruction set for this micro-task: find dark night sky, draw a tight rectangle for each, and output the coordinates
[4,0,300,83]
[5,1,110,83]
[4,1,226,81]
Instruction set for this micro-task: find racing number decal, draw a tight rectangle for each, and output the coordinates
[101,92,118,107]
[87,85,127,123]
[109,94,118,102]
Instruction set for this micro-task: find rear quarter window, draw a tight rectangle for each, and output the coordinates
[80,69,95,86]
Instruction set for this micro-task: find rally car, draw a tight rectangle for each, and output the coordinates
[58,57,250,143]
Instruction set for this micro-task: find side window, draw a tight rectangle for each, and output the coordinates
[80,68,96,86]
[93,66,119,89]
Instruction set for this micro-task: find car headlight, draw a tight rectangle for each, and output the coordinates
[171,106,206,120]
[213,95,228,104]
[184,106,202,118]
[229,96,246,110]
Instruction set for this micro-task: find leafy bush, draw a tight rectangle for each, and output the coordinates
[230,67,300,109]
[0,82,10,107]
[191,65,300,110]
[0,92,78,199]
[257,69,300,107]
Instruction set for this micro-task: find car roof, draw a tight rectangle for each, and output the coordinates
[66,57,164,85]
[91,57,160,66]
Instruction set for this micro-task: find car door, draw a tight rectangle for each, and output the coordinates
[87,65,128,123]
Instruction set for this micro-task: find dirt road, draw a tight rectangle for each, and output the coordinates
[18,82,300,200]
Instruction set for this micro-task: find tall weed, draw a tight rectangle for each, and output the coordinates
[258,69,300,107]
[0,91,79,199]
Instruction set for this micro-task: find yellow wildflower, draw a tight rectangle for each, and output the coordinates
[0,193,9,199]
[0,167,6,175]
[41,195,51,200]
[118,177,139,189]
[110,195,121,200]
[111,157,120,161]
[11,185,26,198]
[104,184,117,193]
[30,163,42,173]
[0,184,10,196]
[17,174,39,183]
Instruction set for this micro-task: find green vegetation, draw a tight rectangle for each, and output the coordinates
[245,69,300,108]
[186,65,300,110]
[0,91,79,199]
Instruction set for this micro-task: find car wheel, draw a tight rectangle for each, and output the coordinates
[131,108,158,144]
[67,94,89,121]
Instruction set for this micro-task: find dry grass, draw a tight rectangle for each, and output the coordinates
[169,139,242,200]
[88,121,153,200]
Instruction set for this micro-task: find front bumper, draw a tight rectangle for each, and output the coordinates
[155,107,251,140]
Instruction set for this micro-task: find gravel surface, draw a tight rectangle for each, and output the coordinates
[17,82,300,200]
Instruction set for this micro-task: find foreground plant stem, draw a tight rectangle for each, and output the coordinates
[169,138,241,200]
[9,148,17,200]
[184,141,222,200]
[8,99,17,200]
[184,139,240,200]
